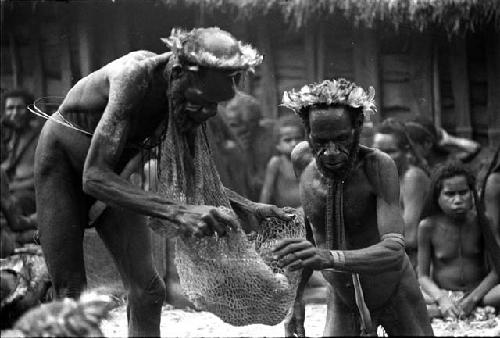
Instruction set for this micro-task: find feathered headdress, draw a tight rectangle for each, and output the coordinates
[282,78,376,120]
[162,27,263,72]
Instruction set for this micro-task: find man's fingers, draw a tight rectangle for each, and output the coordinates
[272,206,292,220]
[272,238,305,253]
[274,241,313,258]
[201,214,226,237]
[212,208,239,232]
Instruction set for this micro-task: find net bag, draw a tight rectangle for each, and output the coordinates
[148,106,305,326]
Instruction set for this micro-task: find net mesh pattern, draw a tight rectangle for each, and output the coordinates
[148,106,305,326]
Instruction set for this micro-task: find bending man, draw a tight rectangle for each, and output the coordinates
[34,27,286,337]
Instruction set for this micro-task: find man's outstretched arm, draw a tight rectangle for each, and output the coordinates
[82,63,235,236]
[274,152,406,274]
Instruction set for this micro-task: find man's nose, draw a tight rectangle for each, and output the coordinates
[323,143,340,156]
[452,194,464,204]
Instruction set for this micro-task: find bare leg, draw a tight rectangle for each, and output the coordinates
[96,207,165,337]
[323,286,359,336]
[35,132,89,299]
[482,284,500,307]
[378,262,434,336]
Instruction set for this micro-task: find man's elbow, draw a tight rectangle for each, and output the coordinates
[82,168,102,197]
[383,238,406,271]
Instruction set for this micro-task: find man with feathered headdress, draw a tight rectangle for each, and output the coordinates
[272,79,434,336]
[33,27,288,336]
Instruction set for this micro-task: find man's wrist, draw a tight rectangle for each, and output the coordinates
[329,250,346,269]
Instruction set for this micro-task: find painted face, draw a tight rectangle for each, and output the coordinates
[276,126,304,156]
[225,106,260,149]
[438,175,473,218]
[309,107,354,175]
[373,133,405,175]
[3,97,30,130]
[183,68,240,126]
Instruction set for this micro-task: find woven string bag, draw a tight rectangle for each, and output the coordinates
[148,110,305,326]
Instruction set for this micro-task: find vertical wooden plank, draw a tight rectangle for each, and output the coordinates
[432,41,442,128]
[257,18,278,119]
[8,32,21,88]
[486,28,500,147]
[60,7,73,92]
[449,36,472,138]
[409,33,433,120]
[304,24,316,82]
[31,11,46,99]
[316,22,325,81]
[353,25,380,124]
[76,3,94,77]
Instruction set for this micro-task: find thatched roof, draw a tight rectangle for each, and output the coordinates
[161,0,500,34]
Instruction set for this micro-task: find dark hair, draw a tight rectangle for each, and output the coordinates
[404,116,438,146]
[2,89,34,108]
[375,118,410,151]
[421,162,476,219]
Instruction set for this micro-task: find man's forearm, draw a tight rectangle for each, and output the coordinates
[327,234,405,274]
[83,168,191,224]
[224,187,257,214]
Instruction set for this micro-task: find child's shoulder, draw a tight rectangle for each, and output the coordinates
[291,141,313,174]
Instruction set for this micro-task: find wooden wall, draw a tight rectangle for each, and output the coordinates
[1,2,499,146]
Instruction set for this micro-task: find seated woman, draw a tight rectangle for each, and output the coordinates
[417,162,500,319]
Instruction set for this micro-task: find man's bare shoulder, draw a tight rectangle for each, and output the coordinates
[403,165,430,188]
[105,50,165,78]
[362,147,399,197]
[291,141,313,176]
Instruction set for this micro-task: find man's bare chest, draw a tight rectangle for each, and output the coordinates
[299,162,378,244]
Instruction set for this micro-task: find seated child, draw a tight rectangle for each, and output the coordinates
[417,162,500,319]
[259,114,305,208]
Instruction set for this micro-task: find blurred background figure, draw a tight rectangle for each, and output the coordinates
[405,116,481,173]
[223,91,275,201]
[259,113,304,208]
[373,118,430,270]
[1,89,43,217]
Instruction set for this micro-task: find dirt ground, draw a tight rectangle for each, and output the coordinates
[101,303,500,337]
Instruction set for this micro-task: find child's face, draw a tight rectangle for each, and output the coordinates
[438,175,472,218]
[276,126,304,155]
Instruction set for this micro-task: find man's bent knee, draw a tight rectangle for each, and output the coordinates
[129,274,166,307]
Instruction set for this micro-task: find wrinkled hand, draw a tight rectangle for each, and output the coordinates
[272,238,331,271]
[284,299,306,337]
[458,295,478,317]
[438,294,460,319]
[182,205,239,238]
[253,202,292,222]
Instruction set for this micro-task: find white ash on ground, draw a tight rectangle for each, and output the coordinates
[101,304,500,337]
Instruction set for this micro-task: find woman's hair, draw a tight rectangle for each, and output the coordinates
[421,162,476,219]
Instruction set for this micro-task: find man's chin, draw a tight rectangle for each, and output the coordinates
[318,162,347,177]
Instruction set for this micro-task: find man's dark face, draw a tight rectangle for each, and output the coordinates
[183,67,240,125]
[309,107,355,175]
[3,97,31,130]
